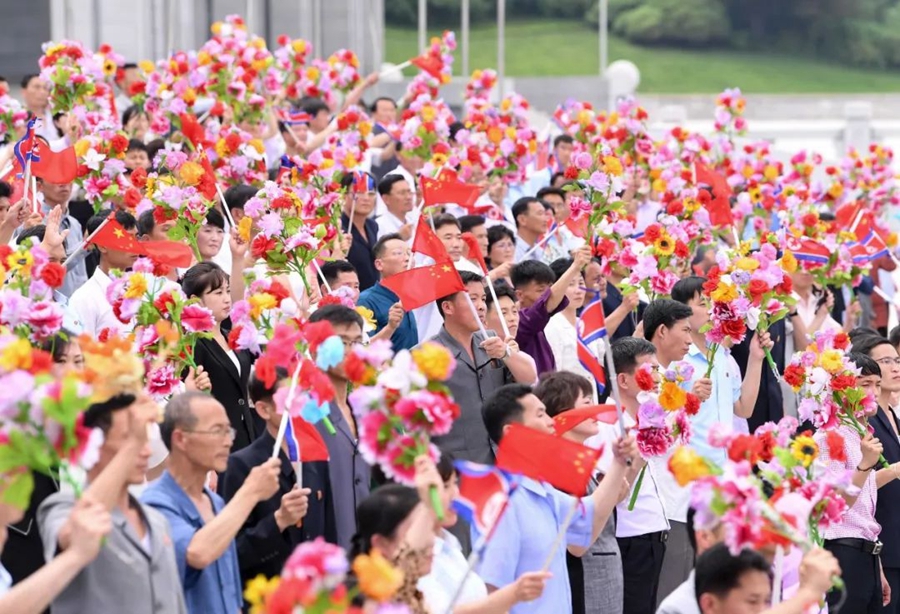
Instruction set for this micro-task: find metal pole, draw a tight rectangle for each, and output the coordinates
[246,0,254,34]
[92,0,101,50]
[462,0,470,77]
[497,0,505,99]
[313,0,322,59]
[418,0,427,54]
[599,0,608,75]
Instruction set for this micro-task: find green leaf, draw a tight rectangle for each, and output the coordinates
[0,471,34,510]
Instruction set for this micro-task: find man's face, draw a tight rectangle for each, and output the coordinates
[518,201,548,235]
[858,374,883,413]
[375,239,409,278]
[685,292,710,335]
[871,344,900,394]
[517,393,555,436]
[469,224,488,256]
[329,322,363,381]
[444,282,486,332]
[119,67,140,91]
[436,224,463,262]
[659,318,693,362]
[554,141,574,167]
[330,271,360,303]
[487,177,507,204]
[382,179,413,216]
[197,224,225,260]
[180,397,235,473]
[144,219,175,242]
[22,77,49,109]
[103,227,139,270]
[373,99,397,125]
[699,570,772,614]
[583,261,605,302]
[39,181,73,207]
[515,280,549,310]
[791,270,814,292]
[95,409,151,485]
[542,194,567,223]
[125,150,150,171]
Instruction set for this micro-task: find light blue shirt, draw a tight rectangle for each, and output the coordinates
[141,471,242,614]
[476,477,595,614]
[681,343,742,466]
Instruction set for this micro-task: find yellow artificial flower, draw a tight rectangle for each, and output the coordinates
[74,139,91,158]
[211,21,223,35]
[827,183,843,200]
[320,158,335,170]
[305,66,320,81]
[431,153,448,168]
[659,381,687,412]
[342,152,359,169]
[6,249,33,274]
[741,164,754,179]
[356,306,376,331]
[818,349,844,374]
[668,446,713,487]
[790,435,818,468]
[249,139,265,155]
[243,574,280,614]
[654,235,675,257]
[249,293,278,319]
[179,161,204,186]
[238,216,253,243]
[138,60,155,73]
[124,273,148,299]
[352,550,404,603]
[763,164,778,182]
[215,139,230,159]
[780,251,798,274]
[602,156,624,176]
[710,281,738,303]
[500,98,512,113]
[487,126,503,145]
[0,338,34,371]
[102,59,117,78]
[734,257,760,272]
[182,88,197,106]
[412,342,455,382]
[420,105,436,123]
[652,178,667,194]
[291,39,307,54]
[359,121,372,138]
[197,50,211,66]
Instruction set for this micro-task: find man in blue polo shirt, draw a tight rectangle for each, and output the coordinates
[358,233,418,351]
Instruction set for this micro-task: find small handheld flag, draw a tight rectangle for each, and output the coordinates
[452,461,520,540]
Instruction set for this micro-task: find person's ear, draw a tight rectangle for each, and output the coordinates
[698,593,718,614]
[254,401,272,422]
[370,534,393,557]
[514,288,524,302]
[373,258,384,273]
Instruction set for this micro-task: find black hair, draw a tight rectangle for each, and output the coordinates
[373,232,404,260]
[205,207,225,231]
[642,299,694,342]
[487,225,515,260]
[121,105,144,127]
[511,197,540,228]
[0,180,11,199]
[136,210,155,237]
[340,170,376,192]
[850,332,890,356]
[437,450,456,482]
[891,325,900,349]
[553,134,574,148]
[848,351,882,378]
[534,372,593,417]
[320,259,357,287]
[432,213,460,232]
[687,506,698,554]
[87,209,137,237]
[182,261,228,298]
[694,544,771,604]
[369,96,396,114]
[611,336,657,374]
[549,258,574,282]
[16,224,46,245]
[671,276,706,305]
[458,215,485,234]
[485,281,516,309]
[349,484,420,558]
[436,270,483,319]
[299,97,330,118]
[126,139,147,154]
[145,138,166,169]
[482,384,533,445]
[511,260,555,290]
[550,171,566,185]
[449,121,465,143]
[377,174,408,197]
[848,327,881,346]
[248,366,288,405]
[39,329,76,363]
[83,393,137,434]
[20,74,40,89]
[223,184,258,214]
[535,186,565,202]
[309,304,364,329]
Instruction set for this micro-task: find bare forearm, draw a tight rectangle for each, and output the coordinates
[605,303,631,337]
[230,257,246,304]
[186,488,257,569]
[761,587,821,614]
[505,353,537,384]
[735,358,762,419]
[547,265,579,312]
[0,549,90,614]
[569,462,626,557]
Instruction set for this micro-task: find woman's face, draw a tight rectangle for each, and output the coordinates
[376,504,435,576]
[52,340,85,378]
[197,224,225,261]
[489,235,515,267]
[565,274,586,308]
[200,282,232,323]
[440,473,459,529]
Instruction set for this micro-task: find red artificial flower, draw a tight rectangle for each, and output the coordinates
[266,323,304,369]
[128,81,146,96]
[564,166,579,180]
[833,332,850,351]
[634,366,655,391]
[775,274,793,295]
[746,279,769,304]
[302,320,335,354]
[757,431,776,462]
[667,200,685,216]
[831,373,857,391]
[684,393,700,416]
[696,189,711,205]
[39,262,66,288]
[674,240,690,259]
[643,224,662,242]
[801,212,819,228]
[728,434,762,464]
[255,356,277,389]
[224,132,242,153]
[268,280,291,303]
[153,291,175,316]
[123,187,142,209]
[0,245,11,263]
[110,133,129,154]
[251,234,277,260]
[227,326,243,350]
[342,351,369,384]
[130,166,148,188]
[720,319,747,340]
[29,349,53,375]
[783,363,806,389]
[826,430,847,462]
[299,357,335,402]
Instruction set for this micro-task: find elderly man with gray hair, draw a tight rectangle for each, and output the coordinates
[141,392,280,614]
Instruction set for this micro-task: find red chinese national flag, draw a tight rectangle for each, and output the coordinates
[421,176,480,212]
[553,405,618,436]
[695,162,734,228]
[33,138,77,184]
[461,232,488,274]
[381,261,466,311]
[410,54,444,80]
[141,239,194,268]
[496,423,602,497]
[89,218,146,254]
[90,216,194,267]
[412,215,448,262]
[290,416,330,462]
[564,215,589,239]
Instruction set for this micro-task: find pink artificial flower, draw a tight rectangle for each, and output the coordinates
[636,426,673,457]
[26,300,64,338]
[146,363,181,399]
[282,537,348,589]
[357,411,391,466]
[181,304,216,333]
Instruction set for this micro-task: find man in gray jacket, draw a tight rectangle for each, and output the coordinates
[38,393,186,614]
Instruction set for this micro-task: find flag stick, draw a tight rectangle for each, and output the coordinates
[463,290,488,338]
[313,259,332,294]
[30,176,38,214]
[378,60,412,79]
[731,225,741,248]
[521,231,554,260]
[407,202,425,270]
[772,545,784,604]
[601,339,628,441]
[346,194,357,234]
[272,361,302,459]
[22,158,33,215]
[62,215,113,268]
[540,498,580,572]
[485,278,510,338]
[849,207,866,235]
[215,182,236,229]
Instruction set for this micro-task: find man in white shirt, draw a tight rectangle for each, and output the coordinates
[587,336,670,614]
[20,74,59,141]
[69,210,140,336]
[36,179,86,298]
[376,175,414,240]
[512,197,551,263]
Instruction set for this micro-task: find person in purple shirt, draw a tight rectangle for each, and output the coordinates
[511,245,592,375]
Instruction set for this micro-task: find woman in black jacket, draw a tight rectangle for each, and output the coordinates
[182,262,262,452]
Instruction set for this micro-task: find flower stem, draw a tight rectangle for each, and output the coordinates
[704,343,719,379]
[321,416,337,436]
[429,486,445,522]
[842,412,889,469]
[627,465,647,511]
[763,347,781,382]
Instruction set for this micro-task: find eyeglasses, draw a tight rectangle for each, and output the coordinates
[184,426,236,439]
[338,337,363,349]
[493,241,515,250]
[876,357,900,366]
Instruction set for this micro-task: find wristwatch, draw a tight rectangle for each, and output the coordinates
[501,346,511,361]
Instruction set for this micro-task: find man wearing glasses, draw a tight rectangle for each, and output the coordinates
[142,392,281,614]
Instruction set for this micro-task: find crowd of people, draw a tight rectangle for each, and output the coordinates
[1,15,899,614]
